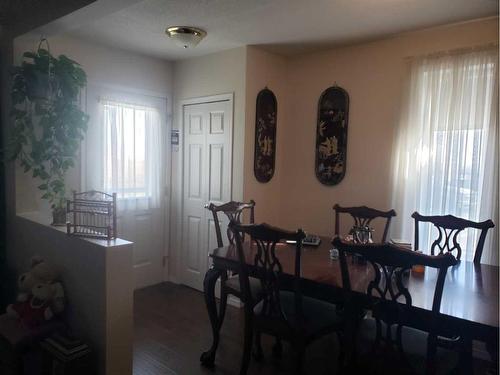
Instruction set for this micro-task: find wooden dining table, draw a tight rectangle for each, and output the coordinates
[200,236,499,367]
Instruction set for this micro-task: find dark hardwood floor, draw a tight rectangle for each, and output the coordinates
[133,282,340,375]
[133,282,494,375]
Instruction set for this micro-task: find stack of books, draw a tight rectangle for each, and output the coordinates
[41,332,91,363]
[390,238,412,251]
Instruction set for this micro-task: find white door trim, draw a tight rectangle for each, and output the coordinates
[174,93,234,287]
[180,93,234,107]
[82,83,171,288]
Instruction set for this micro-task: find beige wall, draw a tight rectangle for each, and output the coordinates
[12,214,133,375]
[242,17,499,238]
[169,47,247,281]
[9,32,167,375]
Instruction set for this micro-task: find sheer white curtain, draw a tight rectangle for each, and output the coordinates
[100,100,162,211]
[392,47,498,264]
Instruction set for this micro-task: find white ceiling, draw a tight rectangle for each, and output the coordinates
[64,0,498,60]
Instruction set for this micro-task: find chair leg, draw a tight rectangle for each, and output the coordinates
[336,332,346,372]
[341,313,360,372]
[218,276,229,329]
[396,325,404,353]
[240,312,253,375]
[252,332,264,361]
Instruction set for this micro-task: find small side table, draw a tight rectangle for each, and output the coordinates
[0,314,65,375]
[40,334,91,375]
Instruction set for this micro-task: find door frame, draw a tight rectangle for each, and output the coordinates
[174,93,234,287]
[81,82,172,287]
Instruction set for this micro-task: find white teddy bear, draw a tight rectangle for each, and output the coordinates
[15,256,59,303]
[6,256,65,327]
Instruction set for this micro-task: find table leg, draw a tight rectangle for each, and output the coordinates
[200,267,224,368]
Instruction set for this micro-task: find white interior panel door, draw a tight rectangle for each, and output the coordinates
[181,98,232,291]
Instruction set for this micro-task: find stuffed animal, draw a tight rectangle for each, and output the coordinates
[15,256,59,303]
[6,256,65,328]
[48,281,65,314]
[6,282,61,328]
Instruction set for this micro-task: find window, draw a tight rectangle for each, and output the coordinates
[392,48,498,264]
[100,99,162,210]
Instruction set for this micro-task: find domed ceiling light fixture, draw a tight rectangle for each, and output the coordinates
[165,26,207,48]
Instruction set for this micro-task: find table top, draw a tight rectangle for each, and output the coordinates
[210,237,499,330]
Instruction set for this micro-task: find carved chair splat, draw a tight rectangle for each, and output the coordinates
[204,200,282,364]
[333,204,396,243]
[206,200,255,248]
[232,222,344,375]
[412,211,495,264]
[333,237,457,374]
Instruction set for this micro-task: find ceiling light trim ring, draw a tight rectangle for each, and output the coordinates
[165,26,207,38]
[165,26,207,49]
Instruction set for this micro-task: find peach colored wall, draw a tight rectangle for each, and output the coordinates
[244,47,288,224]
[243,17,498,238]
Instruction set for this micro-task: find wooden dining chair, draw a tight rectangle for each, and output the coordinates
[412,211,495,264]
[206,200,256,248]
[206,200,286,360]
[205,200,256,326]
[412,211,495,372]
[230,222,344,375]
[333,204,396,243]
[333,237,458,375]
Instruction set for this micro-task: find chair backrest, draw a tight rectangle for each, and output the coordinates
[412,211,495,263]
[332,237,457,348]
[333,204,396,243]
[229,221,306,323]
[205,200,255,247]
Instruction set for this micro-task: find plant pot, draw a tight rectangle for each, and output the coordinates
[27,70,50,100]
[51,207,67,226]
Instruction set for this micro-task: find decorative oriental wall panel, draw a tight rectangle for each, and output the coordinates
[254,88,277,183]
[315,86,349,185]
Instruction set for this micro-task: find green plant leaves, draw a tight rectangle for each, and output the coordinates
[9,44,89,208]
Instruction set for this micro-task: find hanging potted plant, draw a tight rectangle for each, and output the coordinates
[8,39,89,225]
